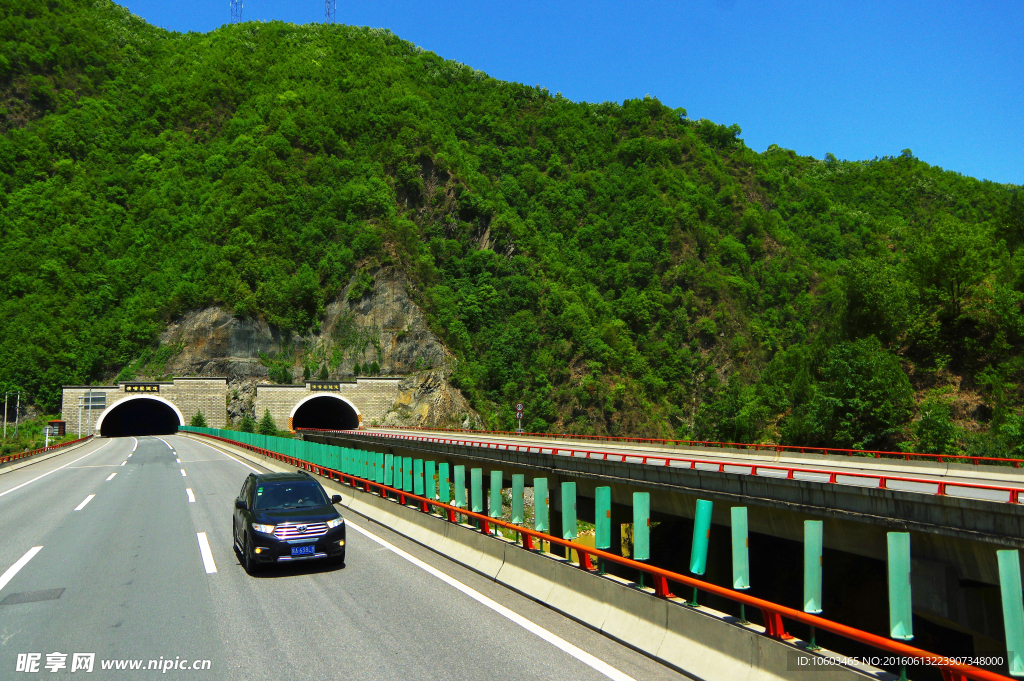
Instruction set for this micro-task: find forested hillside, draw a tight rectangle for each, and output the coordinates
[1,0,1022,455]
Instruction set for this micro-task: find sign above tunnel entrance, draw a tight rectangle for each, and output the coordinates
[123,383,161,393]
[309,382,341,391]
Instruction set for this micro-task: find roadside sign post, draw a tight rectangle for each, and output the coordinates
[515,403,524,433]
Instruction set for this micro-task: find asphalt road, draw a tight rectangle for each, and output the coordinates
[0,435,689,681]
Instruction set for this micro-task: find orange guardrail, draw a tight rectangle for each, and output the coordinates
[352,424,1024,468]
[0,435,92,466]
[302,428,1024,505]
[191,429,1013,681]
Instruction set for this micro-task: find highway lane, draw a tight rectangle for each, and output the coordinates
[366,428,1024,502]
[1,434,688,681]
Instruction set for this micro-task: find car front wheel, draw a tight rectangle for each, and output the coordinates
[242,535,260,575]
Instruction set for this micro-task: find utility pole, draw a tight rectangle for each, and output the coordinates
[325,0,336,24]
[3,392,7,439]
[230,0,242,23]
[14,391,19,436]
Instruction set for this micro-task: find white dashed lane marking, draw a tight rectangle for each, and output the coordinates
[0,547,43,593]
[105,473,116,481]
[180,469,187,477]
[73,494,96,511]
[120,461,126,467]
[186,488,195,503]
[196,533,217,573]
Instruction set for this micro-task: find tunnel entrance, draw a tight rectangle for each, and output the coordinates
[98,397,182,437]
[291,395,360,431]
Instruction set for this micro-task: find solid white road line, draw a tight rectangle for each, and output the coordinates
[73,494,96,511]
[186,438,262,474]
[0,546,43,593]
[180,469,187,477]
[105,472,117,481]
[155,437,174,450]
[120,460,127,466]
[346,520,637,681]
[196,532,217,573]
[186,488,195,503]
[0,440,114,499]
[131,437,138,452]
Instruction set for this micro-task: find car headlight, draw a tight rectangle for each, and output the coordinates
[326,517,344,529]
[251,523,276,533]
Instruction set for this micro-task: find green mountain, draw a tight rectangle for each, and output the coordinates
[1,0,1022,455]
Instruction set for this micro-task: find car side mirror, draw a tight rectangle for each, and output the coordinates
[331,494,342,504]
[235,498,247,510]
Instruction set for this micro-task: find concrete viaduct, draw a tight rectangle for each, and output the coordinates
[61,377,404,437]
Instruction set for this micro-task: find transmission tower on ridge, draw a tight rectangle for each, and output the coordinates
[325,0,336,24]
[230,0,242,23]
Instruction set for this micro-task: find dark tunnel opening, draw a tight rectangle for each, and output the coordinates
[99,398,181,437]
[292,396,360,431]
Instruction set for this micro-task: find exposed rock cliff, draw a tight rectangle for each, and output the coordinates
[148,268,477,428]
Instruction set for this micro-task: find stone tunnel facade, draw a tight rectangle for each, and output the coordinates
[62,377,404,436]
[256,378,404,432]
[61,377,229,436]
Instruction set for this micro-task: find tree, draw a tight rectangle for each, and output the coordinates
[804,337,914,450]
[352,363,361,376]
[908,389,961,454]
[302,365,312,381]
[369,360,381,375]
[318,365,329,380]
[239,413,256,433]
[257,409,277,436]
[190,410,207,428]
[910,215,988,319]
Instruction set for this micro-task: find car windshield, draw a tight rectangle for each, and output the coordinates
[254,482,328,511]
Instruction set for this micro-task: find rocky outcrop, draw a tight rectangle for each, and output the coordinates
[379,369,477,429]
[148,268,478,428]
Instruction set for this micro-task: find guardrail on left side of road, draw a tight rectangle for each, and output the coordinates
[0,435,92,466]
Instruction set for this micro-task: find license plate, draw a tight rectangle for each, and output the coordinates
[291,545,316,556]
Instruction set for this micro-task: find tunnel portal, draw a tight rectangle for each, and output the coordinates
[291,395,360,431]
[98,397,182,437]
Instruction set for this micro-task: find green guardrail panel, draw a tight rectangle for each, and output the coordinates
[690,499,712,576]
[375,452,384,484]
[403,456,413,492]
[489,470,502,518]
[595,486,611,550]
[534,478,549,532]
[511,474,524,525]
[887,532,913,641]
[439,463,451,504]
[731,506,750,590]
[804,520,823,614]
[384,453,394,486]
[633,492,650,562]
[414,459,425,496]
[454,465,466,508]
[470,468,483,514]
[998,550,1024,677]
[425,461,436,500]
[562,482,577,541]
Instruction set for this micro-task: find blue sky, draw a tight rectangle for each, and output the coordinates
[122,0,1022,185]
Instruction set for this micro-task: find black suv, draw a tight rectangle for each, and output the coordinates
[232,471,346,573]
